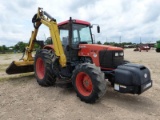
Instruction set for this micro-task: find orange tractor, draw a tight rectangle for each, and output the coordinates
[6,8,152,103]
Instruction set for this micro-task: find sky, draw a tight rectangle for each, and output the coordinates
[0,0,160,46]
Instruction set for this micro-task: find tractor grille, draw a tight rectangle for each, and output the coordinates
[99,50,124,68]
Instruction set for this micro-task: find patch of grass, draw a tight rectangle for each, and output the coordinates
[0,63,10,67]
[0,64,10,71]
[3,56,11,60]
[0,54,12,58]
[0,69,5,72]
[0,73,34,82]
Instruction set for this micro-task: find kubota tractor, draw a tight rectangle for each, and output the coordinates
[6,8,152,103]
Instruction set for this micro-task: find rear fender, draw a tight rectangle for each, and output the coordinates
[43,45,54,50]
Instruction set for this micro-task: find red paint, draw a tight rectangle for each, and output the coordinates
[79,44,123,67]
[43,45,54,50]
[76,72,93,96]
[58,19,90,26]
[36,57,45,79]
[101,67,114,70]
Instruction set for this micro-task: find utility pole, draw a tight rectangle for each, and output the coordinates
[119,36,121,43]
[44,33,46,40]
[119,36,121,47]
[106,37,107,44]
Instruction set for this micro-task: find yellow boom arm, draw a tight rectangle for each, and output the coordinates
[26,8,66,67]
[6,8,66,74]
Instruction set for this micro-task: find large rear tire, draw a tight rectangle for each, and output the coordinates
[72,63,107,103]
[34,49,56,86]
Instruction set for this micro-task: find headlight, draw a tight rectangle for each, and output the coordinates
[115,52,119,56]
[115,52,124,56]
[119,52,124,56]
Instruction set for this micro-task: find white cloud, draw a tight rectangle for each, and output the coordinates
[0,0,160,46]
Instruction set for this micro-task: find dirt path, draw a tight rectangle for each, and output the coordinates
[0,49,160,120]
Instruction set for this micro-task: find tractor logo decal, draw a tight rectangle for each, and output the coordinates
[144,73,147,78]
[93,53,97,57]
[79,45,86,48]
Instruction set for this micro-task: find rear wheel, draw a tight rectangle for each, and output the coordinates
[72,63,107,103]
[34,49,56,86]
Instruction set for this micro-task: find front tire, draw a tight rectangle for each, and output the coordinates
[72,63,107,103]
[34,49,56,86]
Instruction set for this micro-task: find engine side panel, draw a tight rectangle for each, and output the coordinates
[99,50,124,68]
[78,44,124,69]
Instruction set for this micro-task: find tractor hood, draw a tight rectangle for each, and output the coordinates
[79,44,123,51]
[78,44,124,69]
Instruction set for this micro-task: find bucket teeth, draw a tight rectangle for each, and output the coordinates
[6,61,34,74]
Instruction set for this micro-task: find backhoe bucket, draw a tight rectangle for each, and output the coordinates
[6,61,34,74]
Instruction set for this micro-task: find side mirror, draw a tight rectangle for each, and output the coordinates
[97,26,100,33]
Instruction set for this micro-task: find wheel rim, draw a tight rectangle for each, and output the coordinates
[36,57,45,79]
[76,72,93,96]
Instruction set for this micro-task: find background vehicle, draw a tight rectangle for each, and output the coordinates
[133,44,150,52]
[155,40,160,52]
[6,8,152,103]
[139,44,150,52]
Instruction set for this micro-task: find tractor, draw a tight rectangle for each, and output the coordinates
[133,44,150,52]
[6,8,152,103]
[155,40,160,52]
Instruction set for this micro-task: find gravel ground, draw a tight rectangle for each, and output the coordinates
[0,48,160,120]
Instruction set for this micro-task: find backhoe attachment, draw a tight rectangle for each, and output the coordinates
[6,61,34,74]
[6,7,66,74]
[6,44,35,74]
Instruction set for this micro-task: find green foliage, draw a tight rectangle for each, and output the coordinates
[2,45,8,50]
[104,42,136,48]
[0,40,43,54]
[14,41,28,52]
[45,37,52,45]
[34,43,40,49]
[13,41,41,52]
[97,41,102,44]
[0,45,8,53]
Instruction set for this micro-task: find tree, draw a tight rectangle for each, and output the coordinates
[14,41,28,52]
[2,45,8,50]
[103,41,136,48]
[97,41,102,44]
[0,46,2,52]
[45,37,52,45]
[104,42,116,46]
[0,45,8,54]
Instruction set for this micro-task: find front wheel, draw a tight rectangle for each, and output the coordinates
[34,49,57,86]
[72,63,107,103]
